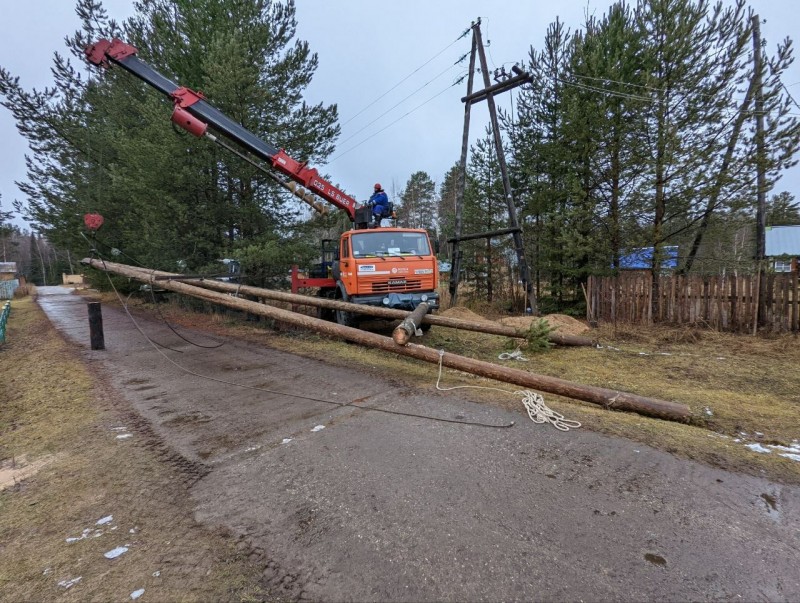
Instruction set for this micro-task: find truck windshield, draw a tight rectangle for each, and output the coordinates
[351,232,431,257]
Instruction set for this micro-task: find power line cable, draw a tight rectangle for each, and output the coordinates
[329,78,464,164]
[337,59,465,148]
[341,26,471,127]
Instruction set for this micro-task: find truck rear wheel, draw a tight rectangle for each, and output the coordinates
[317,289,336,321]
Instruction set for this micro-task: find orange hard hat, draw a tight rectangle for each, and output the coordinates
[374,183,382,190]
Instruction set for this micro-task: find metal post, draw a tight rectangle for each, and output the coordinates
[87,301,105,350]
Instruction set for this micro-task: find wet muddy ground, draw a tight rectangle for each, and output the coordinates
[37,286,800,601]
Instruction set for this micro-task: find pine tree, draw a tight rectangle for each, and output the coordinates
[1,0,340,276]
[461,133,511,303]
[396,171,438,234]
[766,192,800,226]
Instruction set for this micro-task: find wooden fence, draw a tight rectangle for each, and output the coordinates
[586,272,800,333]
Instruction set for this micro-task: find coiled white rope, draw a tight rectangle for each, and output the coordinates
[498,349,528,361]
[435,350,581,431]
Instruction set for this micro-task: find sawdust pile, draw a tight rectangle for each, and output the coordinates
[439,306,496,324]
[500,314,590,336]
[441,307,590,337]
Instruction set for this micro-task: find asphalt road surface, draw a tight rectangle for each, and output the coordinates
[37,286,800,601]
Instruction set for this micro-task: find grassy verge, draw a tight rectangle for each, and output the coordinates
[0,297,265,601]
[140,295,800,486]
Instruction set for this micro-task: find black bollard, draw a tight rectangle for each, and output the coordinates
[87,301,105,350]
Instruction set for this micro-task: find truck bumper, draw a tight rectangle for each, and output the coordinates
[350,291,440,311]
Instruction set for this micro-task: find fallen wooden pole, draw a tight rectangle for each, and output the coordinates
[393,302,430,346]
[115,265,594,347]
[83,258,692,422]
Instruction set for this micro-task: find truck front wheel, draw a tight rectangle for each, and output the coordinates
[335,286,357,328]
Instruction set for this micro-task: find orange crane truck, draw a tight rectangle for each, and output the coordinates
[85,39,439,328]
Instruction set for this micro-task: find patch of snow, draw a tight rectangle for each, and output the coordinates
[104,546,129,559]
[152,571,161,577]
[43,568,52,576]
[129,527,139,534]
[96,515,113,525]
[745,443,771,454]
[130,588,145,599]
[704,407,713,416]
[311,425,325,432]
[779,453,800,462]
[755,432,764,436]
[767,444,800,454]
[58,577,82,589]
[110,426,128,431]
[66,528,92,543]
[281,438,292,444]
[116,434,133,440]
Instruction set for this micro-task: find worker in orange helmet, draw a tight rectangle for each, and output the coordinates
[368,183,390,227]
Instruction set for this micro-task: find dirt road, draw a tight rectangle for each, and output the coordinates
[37,286,800,601]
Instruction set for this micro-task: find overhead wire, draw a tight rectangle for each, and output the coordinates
[336,58,466,148]
[330,76,466,163]
[327,22,473,162]
[341,27,470,127]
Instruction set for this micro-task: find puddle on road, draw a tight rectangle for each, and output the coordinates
[761,493,778,513]
[644,553,667,566]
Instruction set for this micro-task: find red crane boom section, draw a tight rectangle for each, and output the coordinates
[85,38,358,219]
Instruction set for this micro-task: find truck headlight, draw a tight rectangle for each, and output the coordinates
[383,297,390,305]
[420,295,428,302]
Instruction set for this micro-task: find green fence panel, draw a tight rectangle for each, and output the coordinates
[0,301,10,343]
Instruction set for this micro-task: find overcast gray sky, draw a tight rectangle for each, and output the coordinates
[1,0,798,230]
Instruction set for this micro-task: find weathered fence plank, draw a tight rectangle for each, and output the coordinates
[587,272,799,333]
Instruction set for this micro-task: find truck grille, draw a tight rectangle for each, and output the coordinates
[371,279,423,293]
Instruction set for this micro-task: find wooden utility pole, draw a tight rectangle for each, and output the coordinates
[99,260,595,346]
[449,26,478,308]
[449,19,537,314]
[752,15,768,328]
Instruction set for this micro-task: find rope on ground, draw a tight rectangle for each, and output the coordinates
[436,350,581,431]
[498,349,528,361]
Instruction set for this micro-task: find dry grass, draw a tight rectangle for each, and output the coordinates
[0,297,265,601]
[141,295,800,485]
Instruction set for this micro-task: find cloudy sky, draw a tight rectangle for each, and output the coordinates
[1,0,798,230]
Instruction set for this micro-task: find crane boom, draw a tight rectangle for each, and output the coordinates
[84,38,358,220]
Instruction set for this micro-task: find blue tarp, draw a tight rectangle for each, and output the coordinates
[618,246,678,270]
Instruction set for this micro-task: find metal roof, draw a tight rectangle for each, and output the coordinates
[0,262,17,273]
[765,225,800,256]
